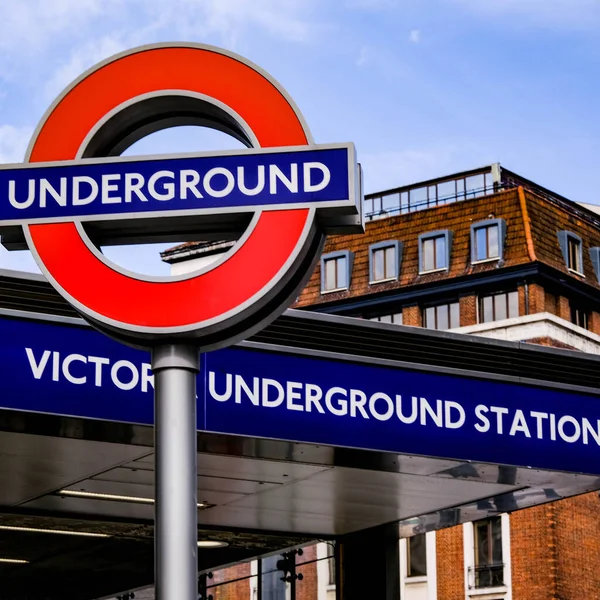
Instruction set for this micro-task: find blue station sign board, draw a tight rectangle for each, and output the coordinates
[3,312,600,476]
[0,144,357,226]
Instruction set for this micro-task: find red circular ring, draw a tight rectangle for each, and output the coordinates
[26,46,311,331]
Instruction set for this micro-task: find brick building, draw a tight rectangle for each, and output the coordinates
[160,164,600,599]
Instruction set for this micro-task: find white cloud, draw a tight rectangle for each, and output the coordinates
[43,35,128,102]
[356,46,371,67]
[0,125,33,164]
[409,29,421,43]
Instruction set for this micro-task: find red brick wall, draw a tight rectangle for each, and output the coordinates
[297,545,319,600]
[212,562,251,599]
[557,296,571,321]
[402,304,421,327]
[511,505,557,600]
[528,283,546,315]
[554,493,600,599]
[459,294,477,326]
[436,526,464,600]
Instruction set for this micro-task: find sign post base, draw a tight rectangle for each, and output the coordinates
[152,344,199,600]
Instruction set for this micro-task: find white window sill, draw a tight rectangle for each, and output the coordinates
[468,585,508,596]
[320,287,349,295]
[568,268,585,278]
[472,257,500,265]
[325,584,336,591]
[405,576,427,584]
[418,267,448,275]
[369,277,398,285]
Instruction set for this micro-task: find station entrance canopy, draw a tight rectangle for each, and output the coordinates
[0,270,599,599]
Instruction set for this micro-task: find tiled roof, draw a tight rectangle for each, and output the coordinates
[294,187,600,309]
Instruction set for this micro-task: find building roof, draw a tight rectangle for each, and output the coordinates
[294,184,600,310]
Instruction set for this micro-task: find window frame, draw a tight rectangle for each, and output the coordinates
[470,218,506,264]
[473,517,504,589]
[406,533,428,579]
[320,250,354,294]
[558,231,584,276]
[423,301,460,330]
[369,240,403,284]
[590,247,600,282]
[478,291,519,324]
[418,230,453,274]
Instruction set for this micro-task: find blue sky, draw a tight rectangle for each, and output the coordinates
[1,0,600,274]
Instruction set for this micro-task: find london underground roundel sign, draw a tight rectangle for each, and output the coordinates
[0,43,363,349]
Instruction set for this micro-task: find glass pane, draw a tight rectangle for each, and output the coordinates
[325,259,336,291]
[424,307,435,328]
[428,185,437,204]
[450,302,460,328]
[437,181,455,202]
[373,249,385,281]
[408,534,427,577]
[435,236,447,269]
[488,225,499,258]
[436,305,449,330]
[379,314,392,323]
[491,518,503,565]
[393,312,403,325]
[364,198,373,217]
[400,192,409,213]
[456,178,466,198]
[262,555,287,600]
[382,194,398,213]
[422,238,434,272]
[482,296,493,323]
[475,227,487,261]
[211,563,253,599]
[466,174,485,197]
[494,294,507,321]
[475,522,490,566]
[385,246,396,279]
[336,257,347,289]
[410,186,428,209]
[508,291,519,318]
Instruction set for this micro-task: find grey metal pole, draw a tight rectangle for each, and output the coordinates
[152,344,200,600]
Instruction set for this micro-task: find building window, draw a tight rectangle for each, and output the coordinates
[471,219,506,263]
[321,251,353,293]
[479,291,519,323]
[558,231,584,275]
[419,230,452,274]
[407,534,427,578]
[369,241,402,283]
[571,304,589,330]
[369,312,403,325]
[424,302,460,330]
[473,517,503,588]
[590,247,600,282]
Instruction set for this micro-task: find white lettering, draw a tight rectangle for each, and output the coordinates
[369,392,394,421]
[286,381,304,411]
[204,167,235,198]
[303,162,331,193]
[445,400,466,429]
[396,395,418,424]
[111,360,139,391]
[124,173,147,202]
[509,409,531,438]
[40,178,67,207]
[262,379,284,407]
[101,174,121,204]
[180,170,203,199]
[209,371,231,402]
[558,415,581,443]
[88,356,109,387]
[490,406,509,434]
[420,398,443,427]
[325,387,348,416]
[148,171,175,201]
[238,165,265,196]
[25,348,51,379]
[350,388,369,419]
[269,164,298,194]
[530,411,548,439]
[235,375,259,406]
[73,176,98,205]
[62,354,87,385]
[306,383,325,413]
[475,404,490,432]
[9,180,35,209]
